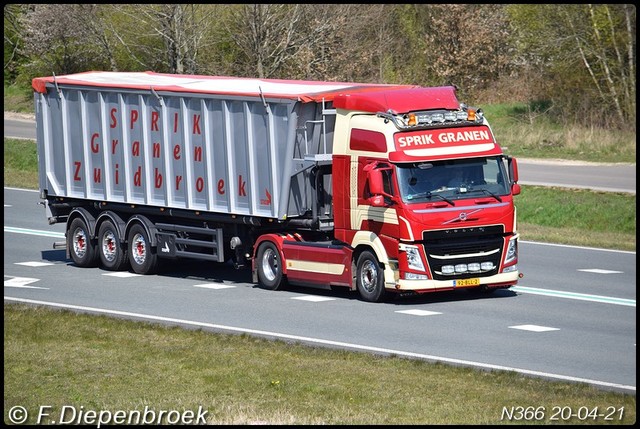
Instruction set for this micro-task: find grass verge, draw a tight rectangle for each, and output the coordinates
[4,304,636,425]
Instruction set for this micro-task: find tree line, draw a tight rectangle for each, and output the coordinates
[3,4,636,130]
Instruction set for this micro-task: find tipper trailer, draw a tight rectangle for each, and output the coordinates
[33,71,522,302]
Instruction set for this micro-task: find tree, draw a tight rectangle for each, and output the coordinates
[18,4,113,76]
[507,4,636,128]
[106,4,220,74]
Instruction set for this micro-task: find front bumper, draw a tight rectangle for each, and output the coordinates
[390,271,519,292]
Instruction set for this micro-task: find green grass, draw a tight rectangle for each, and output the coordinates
[3,83,34,113]
[4,138,39,188]
[4,304,635,425]
[482,103,636,163]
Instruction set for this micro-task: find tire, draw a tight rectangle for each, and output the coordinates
[67,217,98,268]
[356,250,386,302]
[98,220,128,271]
[127,223,157,275]
[256,241,286,291]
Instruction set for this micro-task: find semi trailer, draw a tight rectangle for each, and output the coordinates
[33,71,522,302]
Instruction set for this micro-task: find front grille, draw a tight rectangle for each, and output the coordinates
[423,226,505,280]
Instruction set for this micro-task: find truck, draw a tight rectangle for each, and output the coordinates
[32,71,523,302]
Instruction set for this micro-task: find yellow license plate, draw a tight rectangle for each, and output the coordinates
[454,278,480,287]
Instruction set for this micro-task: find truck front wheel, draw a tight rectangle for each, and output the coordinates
[356,250,386,302]
[67,217,98,268]
[256,241,286,291]
[98,220,128,271]
[127,224,157,275]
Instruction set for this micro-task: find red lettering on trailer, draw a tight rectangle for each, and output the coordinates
[110,108,117,128]
[196,177,204,192]
[130,110,139,129]
[91,133,100,153]
[107,108,187,135]
[151,111,159,131]
[133,166,142,186]
[74,161,82,181]
[217,179,225,195]
[193,114,201,135]
[153,142,161,158]
[260,189,272,206]
[194,146,202,162]
[175,175,183,190]
[114,164,119,185]
[111,139,119,155]
[173,144,181,160]
[93,168,101,183]
[238,175,246,197]
[154,168,163,188]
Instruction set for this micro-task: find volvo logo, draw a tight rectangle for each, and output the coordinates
[443,208,483,225]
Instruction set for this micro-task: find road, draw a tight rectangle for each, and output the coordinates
[4,187,636,394]
[4,114,636,194]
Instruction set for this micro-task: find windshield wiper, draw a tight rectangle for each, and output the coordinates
[407,191,455,206]
[464,188,502,202]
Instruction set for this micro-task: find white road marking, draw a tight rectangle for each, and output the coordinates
[395,309,442,316]
[578,268,623,274]
[15,261,55,267]
[4,277,48,289]
[509,324,560,332]
[194,283,236,290]
[512,286,635,307]
[103,272,141,278]
[291,296,336,302]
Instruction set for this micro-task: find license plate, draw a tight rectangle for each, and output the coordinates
[454,278,480,287]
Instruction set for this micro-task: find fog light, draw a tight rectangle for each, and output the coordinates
[455,264,467,273]
[405,272,428,280]
[503,264,517,273]
[442,265,454,275]
[467,263,481,272]
[481,262,494,271]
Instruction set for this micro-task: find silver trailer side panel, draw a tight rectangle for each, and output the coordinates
[35,85,333,220]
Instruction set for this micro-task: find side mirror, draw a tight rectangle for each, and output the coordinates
[509,157,519,183]
[511,183,521,196]
[367,167,385,195]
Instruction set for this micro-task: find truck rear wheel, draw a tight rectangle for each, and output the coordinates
[356,250,386,302]
[127,224,157,275]
[98,220,128,271]
[256,241,286,291]
[67,217,98,268]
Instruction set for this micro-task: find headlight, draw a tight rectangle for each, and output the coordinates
[504,238,517,264]
[399,244,425,271]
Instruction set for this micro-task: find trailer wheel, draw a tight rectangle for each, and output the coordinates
[98,220,128,271]
[256,241,286,290]
[127,224,157,275]
[67,217,98,268]
[356,250,386,302]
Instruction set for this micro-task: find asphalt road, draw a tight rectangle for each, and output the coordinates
[4,187,636,394]
[4,114,636,194]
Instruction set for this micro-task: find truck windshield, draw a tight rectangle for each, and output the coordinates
[396,157,510,204]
